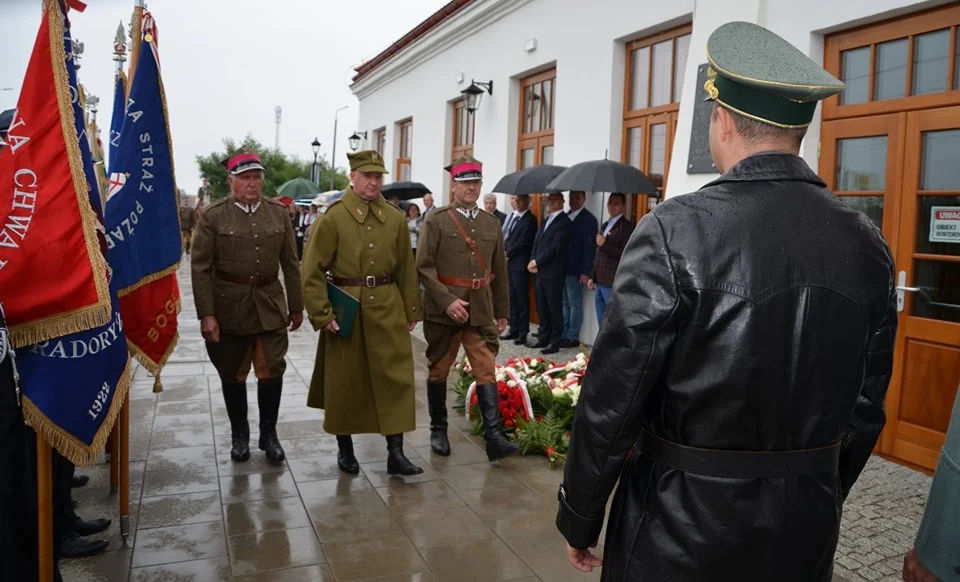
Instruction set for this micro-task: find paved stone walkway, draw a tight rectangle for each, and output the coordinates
[58,265,928,581]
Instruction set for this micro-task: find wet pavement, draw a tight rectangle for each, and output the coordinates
[59,264,925,581]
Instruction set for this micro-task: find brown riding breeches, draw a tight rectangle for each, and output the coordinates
[206,329,288,382]
[424,322,499,384]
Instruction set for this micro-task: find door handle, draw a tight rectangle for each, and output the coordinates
[896,271,910,313]
[896,271,958,313]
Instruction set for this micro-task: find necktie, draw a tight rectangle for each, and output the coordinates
[503,213,515,237]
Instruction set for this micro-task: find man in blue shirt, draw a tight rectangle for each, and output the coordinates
[561,191,597,348]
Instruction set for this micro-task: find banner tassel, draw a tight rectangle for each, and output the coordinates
[152,374,163,394]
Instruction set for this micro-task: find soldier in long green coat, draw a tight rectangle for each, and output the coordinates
[301,150,424,477]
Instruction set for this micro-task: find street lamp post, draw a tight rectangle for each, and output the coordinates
[311,137,321,187]
[330,105,348,191]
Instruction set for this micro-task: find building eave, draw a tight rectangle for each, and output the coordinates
[352,0,476,84]
[350,0,534,101]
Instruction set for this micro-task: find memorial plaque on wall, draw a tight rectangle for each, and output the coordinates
[686,63,718,175]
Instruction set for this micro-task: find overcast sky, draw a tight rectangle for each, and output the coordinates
[0,0,447,194]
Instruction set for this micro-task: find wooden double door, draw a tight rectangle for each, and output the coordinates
[821,106,960,470]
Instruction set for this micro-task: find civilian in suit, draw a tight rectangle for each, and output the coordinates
[561,191,598,347]
[501,195,537,345]
[529,193,572,354]
[588,193,635,326]
[422,193,437,216]
[484,194,507,224]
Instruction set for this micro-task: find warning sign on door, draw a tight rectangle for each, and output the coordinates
[930,206,960,244]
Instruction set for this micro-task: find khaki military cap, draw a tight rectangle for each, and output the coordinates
[348,150,389,174]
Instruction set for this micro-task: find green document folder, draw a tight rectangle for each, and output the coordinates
[326,282,359,339]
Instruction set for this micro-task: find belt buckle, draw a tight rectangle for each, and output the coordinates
[365,275,377,288]
[471,278,481,290]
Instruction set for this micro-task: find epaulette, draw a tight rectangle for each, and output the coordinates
[203,197,231,212]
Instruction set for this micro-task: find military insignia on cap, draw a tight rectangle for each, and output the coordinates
[705,78,720,100]
[705,21,845,128]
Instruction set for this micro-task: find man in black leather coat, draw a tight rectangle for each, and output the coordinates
[556,22,898,582]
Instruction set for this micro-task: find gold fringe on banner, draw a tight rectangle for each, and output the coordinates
[22,355,133,467]
[152,375,163,394]
[11,306,112,350]
[11,0,114,349]
[117,264,179,297]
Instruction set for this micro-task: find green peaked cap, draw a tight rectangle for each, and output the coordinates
[705,21,845,128]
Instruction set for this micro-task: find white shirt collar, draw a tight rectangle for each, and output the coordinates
[546,209,563,220]
[603,213,623,234]
[568,207,584,221]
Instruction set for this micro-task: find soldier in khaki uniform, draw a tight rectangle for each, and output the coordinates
[179,198,197,254]
[191,151,303,466]
[302,150,424,477]
[417,155,518,461]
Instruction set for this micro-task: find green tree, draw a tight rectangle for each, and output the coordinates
[195,135,349,201]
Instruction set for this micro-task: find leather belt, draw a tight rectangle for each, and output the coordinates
[638,429,841,478]
[330,274,394,288]
[215,270,277,288]
[438,274,495,290]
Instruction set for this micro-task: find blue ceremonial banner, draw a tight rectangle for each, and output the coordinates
[108,70,126,175]
[106,12,181,381]
[18,2,131,466]
[106,19,180,291]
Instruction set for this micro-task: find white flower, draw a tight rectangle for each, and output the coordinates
[507,380,517,388]
[551,387,567,398]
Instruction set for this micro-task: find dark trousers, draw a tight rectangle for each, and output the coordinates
[535,276,563,347]
[508,269,531,336]
[2,355,64,582]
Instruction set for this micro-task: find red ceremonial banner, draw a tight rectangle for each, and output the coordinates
[118,273,179,388]
[0,3,112,348]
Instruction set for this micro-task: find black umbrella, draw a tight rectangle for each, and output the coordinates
[491,165,567,195]
[546,159,658,195]
[381,181,431,201]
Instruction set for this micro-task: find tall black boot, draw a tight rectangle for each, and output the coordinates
[426,381,451,456]
[336,435,359,474]
[475,383,521,461]
[385,434,423,476]
[257,378,285,465]
[221,381,250,462]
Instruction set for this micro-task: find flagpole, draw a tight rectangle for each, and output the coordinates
[117,1,143,539]
[127,1,144,89]
[107,19,126,496]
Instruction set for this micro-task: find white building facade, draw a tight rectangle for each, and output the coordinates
[351,0,960,471]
